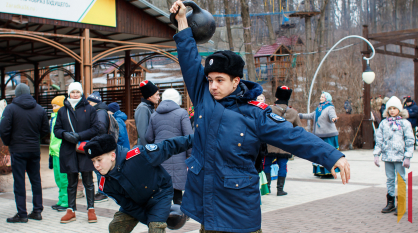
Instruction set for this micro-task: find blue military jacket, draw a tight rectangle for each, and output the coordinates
[94,135,193,225]
[174,28,344,232]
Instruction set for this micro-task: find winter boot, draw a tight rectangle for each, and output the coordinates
[381,194,396,213]
[28,211,42,220]
[94,192,108,203]
[88,209,97,223]
[6,214,28,223]
[394,196,398,216]
[60,209,76,223]
[276,177,288,196]
[265,173,272,194]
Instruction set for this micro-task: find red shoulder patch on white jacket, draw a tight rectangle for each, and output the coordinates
[126,147,140,160]
[248,101,268,110]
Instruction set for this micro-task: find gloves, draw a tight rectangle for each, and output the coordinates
[403,158,411,169]
[48,155,53,169]
[63,132,80,144]
[374,156,380,167]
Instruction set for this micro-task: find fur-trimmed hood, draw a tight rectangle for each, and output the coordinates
[382,109,409,118]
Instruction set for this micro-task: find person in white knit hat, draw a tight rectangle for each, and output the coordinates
[146,88,192,204]
[373,96,414,214]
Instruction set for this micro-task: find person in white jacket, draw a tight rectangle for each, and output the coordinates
[373,96,413,214]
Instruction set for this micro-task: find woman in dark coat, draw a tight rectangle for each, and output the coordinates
[145,88,193,204]
[54,82,99,223]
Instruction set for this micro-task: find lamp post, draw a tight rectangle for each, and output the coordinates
[306,35,376,116]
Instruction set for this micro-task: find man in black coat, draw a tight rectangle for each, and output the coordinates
[84,134,194,232]
[405,96,418,146]
[0,83,49,223]
[87,91,109,135]
[87,91,110,202]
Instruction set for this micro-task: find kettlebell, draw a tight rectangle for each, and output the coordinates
[166,204,187,230]
[170,0,216,44]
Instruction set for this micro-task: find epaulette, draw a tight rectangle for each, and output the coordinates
[126,147,140,160]
[248,100,268,110]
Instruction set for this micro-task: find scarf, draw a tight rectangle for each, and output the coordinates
[141,98,155,110]
[188,106,194,119]
[68,98,81,109]
[388,116,402,131]
[315,101,333,128]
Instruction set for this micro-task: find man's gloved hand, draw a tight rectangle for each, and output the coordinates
[403,158,411,169]
[63,132,79,144]
[374,156,380,167]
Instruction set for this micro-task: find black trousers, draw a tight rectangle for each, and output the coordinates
[173,189,183,205]
[67,172,94,210]
[11,152,43,217]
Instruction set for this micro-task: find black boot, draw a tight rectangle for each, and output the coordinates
[265,173,271,194]
[381,194,396,213]
[6,214,28,223]
[276,177,288,196]
[28,211,42,220]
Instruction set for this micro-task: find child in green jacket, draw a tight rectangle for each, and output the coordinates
[50,96,68,211]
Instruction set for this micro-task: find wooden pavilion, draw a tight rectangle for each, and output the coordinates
[254,35,304,97]
[0,0,188,118]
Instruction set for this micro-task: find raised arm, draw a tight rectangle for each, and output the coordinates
[171,1,207,105]
[145,134,194,167]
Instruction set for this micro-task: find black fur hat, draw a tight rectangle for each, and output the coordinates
[139,80,158,99]
[84,134,117,159]
[204,50,245,78]
[275,85,293,101]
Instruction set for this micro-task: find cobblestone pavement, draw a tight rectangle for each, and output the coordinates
[1,149,417,232]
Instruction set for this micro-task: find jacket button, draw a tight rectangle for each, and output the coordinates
[238,143,241,147]
[236,184,239,187]
[196,124,198,128]
[199,115,202,118]
[191,166,194,169]
[145,186,147,189]
[240,133,244,136]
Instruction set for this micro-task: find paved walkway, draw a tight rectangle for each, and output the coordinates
[1,149,417,232]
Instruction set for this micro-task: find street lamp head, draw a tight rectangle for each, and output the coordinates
[362,64,375,84]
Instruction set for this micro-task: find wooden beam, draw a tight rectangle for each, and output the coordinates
[369,28,418,40]
[374,49,417,59]
[372,33,418,48]
[1,67,5,99]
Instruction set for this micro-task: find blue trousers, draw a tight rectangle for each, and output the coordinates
[11,152,43,217]
[385,162,406,197]
[262,157,288,177]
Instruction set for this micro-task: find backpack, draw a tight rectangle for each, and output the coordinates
[108,114,119,143]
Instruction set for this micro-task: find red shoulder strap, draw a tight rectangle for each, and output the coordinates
[99,176,105,191]
[248,101,268,110]
[126,147,141,160]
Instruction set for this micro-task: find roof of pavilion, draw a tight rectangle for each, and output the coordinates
[254,35,304,58]
[0,0,177,72]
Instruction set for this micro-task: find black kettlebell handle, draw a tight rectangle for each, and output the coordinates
[169,0,200,28]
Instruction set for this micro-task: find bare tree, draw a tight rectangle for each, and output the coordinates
[240,0,257,82]
[263,0,276,44]
[224,0,234,50]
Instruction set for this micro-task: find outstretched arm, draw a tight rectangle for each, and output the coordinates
[257,110,350,184]
[145,134,194,167]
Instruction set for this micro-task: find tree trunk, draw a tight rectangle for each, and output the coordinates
[224,0,234,50]
[264,0,276,44]
[413,0,418,29]
[208,0,215,14]
[356,0,363,26]
[240,0,257,82]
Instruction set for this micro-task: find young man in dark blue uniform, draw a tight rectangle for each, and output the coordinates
[83,134,194,233]
[170,1,351,232]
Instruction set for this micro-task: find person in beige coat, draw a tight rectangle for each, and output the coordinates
[265,86,301,196]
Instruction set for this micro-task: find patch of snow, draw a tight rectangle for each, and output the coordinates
[93,75,107,84]
[147,77,184,84]
[146,72,171,78]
